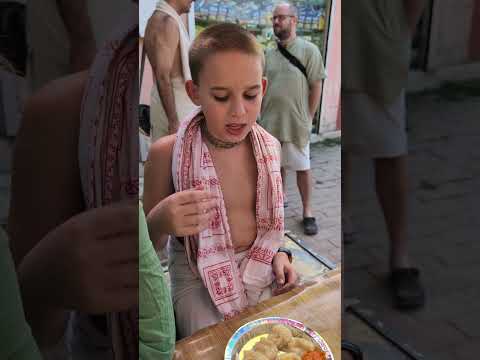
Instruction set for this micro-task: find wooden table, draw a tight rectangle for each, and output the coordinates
[174,268,341,360]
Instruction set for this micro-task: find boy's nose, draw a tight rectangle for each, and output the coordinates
[230,100,246,117]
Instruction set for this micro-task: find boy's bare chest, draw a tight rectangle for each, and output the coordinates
[211,150,257,210]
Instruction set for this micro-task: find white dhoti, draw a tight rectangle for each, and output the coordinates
[168,238,273,339]
[149,77,198,141]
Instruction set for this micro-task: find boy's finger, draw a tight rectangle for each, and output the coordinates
[285,267,297,286]
[275,265,285,285]
[178,189,217,204]
[272,282,294,296]
[181,199,217,216]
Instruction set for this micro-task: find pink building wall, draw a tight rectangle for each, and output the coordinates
[319,0,341,132]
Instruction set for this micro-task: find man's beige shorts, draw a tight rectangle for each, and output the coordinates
[342,90,407,158]
[281,142,310,171]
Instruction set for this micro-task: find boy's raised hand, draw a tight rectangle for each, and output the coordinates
[147,187,218,237]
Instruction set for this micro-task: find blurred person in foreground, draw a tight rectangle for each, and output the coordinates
[342,0,428,309]
[0,56,42,360]
[8,2,140,359]
[144,23,297,339]
[260,2,326,236]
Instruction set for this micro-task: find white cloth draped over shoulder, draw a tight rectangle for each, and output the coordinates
[172,109,285,319]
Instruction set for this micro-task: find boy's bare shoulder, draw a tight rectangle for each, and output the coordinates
[143,135,176,213]
[149,134,175,156]
[25,71,87,127]
[145,134,176,172]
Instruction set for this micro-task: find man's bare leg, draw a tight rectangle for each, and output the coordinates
[375,155,425,308]
[297,169,313,218]
[374,156,410,269]
[297,169,317,235]
[281,167,289,208]
[281,167,287,194]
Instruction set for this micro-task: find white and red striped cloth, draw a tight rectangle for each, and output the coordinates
[172,109,284,319]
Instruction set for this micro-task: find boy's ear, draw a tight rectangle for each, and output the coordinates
[261,77,268,97]
[185,80,201,106]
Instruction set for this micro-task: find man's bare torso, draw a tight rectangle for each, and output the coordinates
[152,11,184,80]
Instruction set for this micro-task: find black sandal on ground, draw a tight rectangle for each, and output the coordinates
[343,230,359,245]
[302,217,318,235]
[390,267,426,309]
[342,340,364,360]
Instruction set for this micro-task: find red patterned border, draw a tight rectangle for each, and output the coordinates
[204,261,237,302]
[247,245,276,265]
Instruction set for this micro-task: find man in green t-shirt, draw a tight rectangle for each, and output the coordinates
[342,0,427,309]
[260,2,326,236]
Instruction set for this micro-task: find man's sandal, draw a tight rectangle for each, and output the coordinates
[390,268,426,309]
[342,340,363,360]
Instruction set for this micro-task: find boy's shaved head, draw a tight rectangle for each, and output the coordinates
[189,23,265,85]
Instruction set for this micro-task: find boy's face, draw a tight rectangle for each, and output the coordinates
[186,51,266,144]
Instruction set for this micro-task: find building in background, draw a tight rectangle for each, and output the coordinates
[409,0,480,89]
[139,0,341,137]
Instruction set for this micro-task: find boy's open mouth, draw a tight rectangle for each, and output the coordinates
[226,124,247,136]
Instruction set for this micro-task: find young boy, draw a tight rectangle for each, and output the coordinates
[143,23,297,338]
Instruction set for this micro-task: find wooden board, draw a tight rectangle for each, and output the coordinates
[174,269,341,360]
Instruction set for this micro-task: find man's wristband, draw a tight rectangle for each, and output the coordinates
[277,247,293,263]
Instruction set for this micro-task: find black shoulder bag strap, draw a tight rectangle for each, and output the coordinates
[277,42,308,80]
[139,44,151,136]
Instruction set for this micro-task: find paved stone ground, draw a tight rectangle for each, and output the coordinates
[343,83,480,359]
[283,140,341,268]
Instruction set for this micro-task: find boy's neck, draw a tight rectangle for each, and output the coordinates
[201,121,246,149]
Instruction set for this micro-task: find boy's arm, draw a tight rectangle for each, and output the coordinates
[8,72,87,347]
[143,136,176,250]
[143,137,219,250]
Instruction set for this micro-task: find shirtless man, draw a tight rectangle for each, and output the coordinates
[143,23,297,338]
[144,0,198,140]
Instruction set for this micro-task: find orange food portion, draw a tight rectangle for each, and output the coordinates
[301,349,327,360]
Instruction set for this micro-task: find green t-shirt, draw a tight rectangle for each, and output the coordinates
[260,37,326,149]
[139,205,176,360]
[342,0,410,105]
[0,228,42,360]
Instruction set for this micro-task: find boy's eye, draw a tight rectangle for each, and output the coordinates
[244,93,258,100]
[213,95,229,102]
